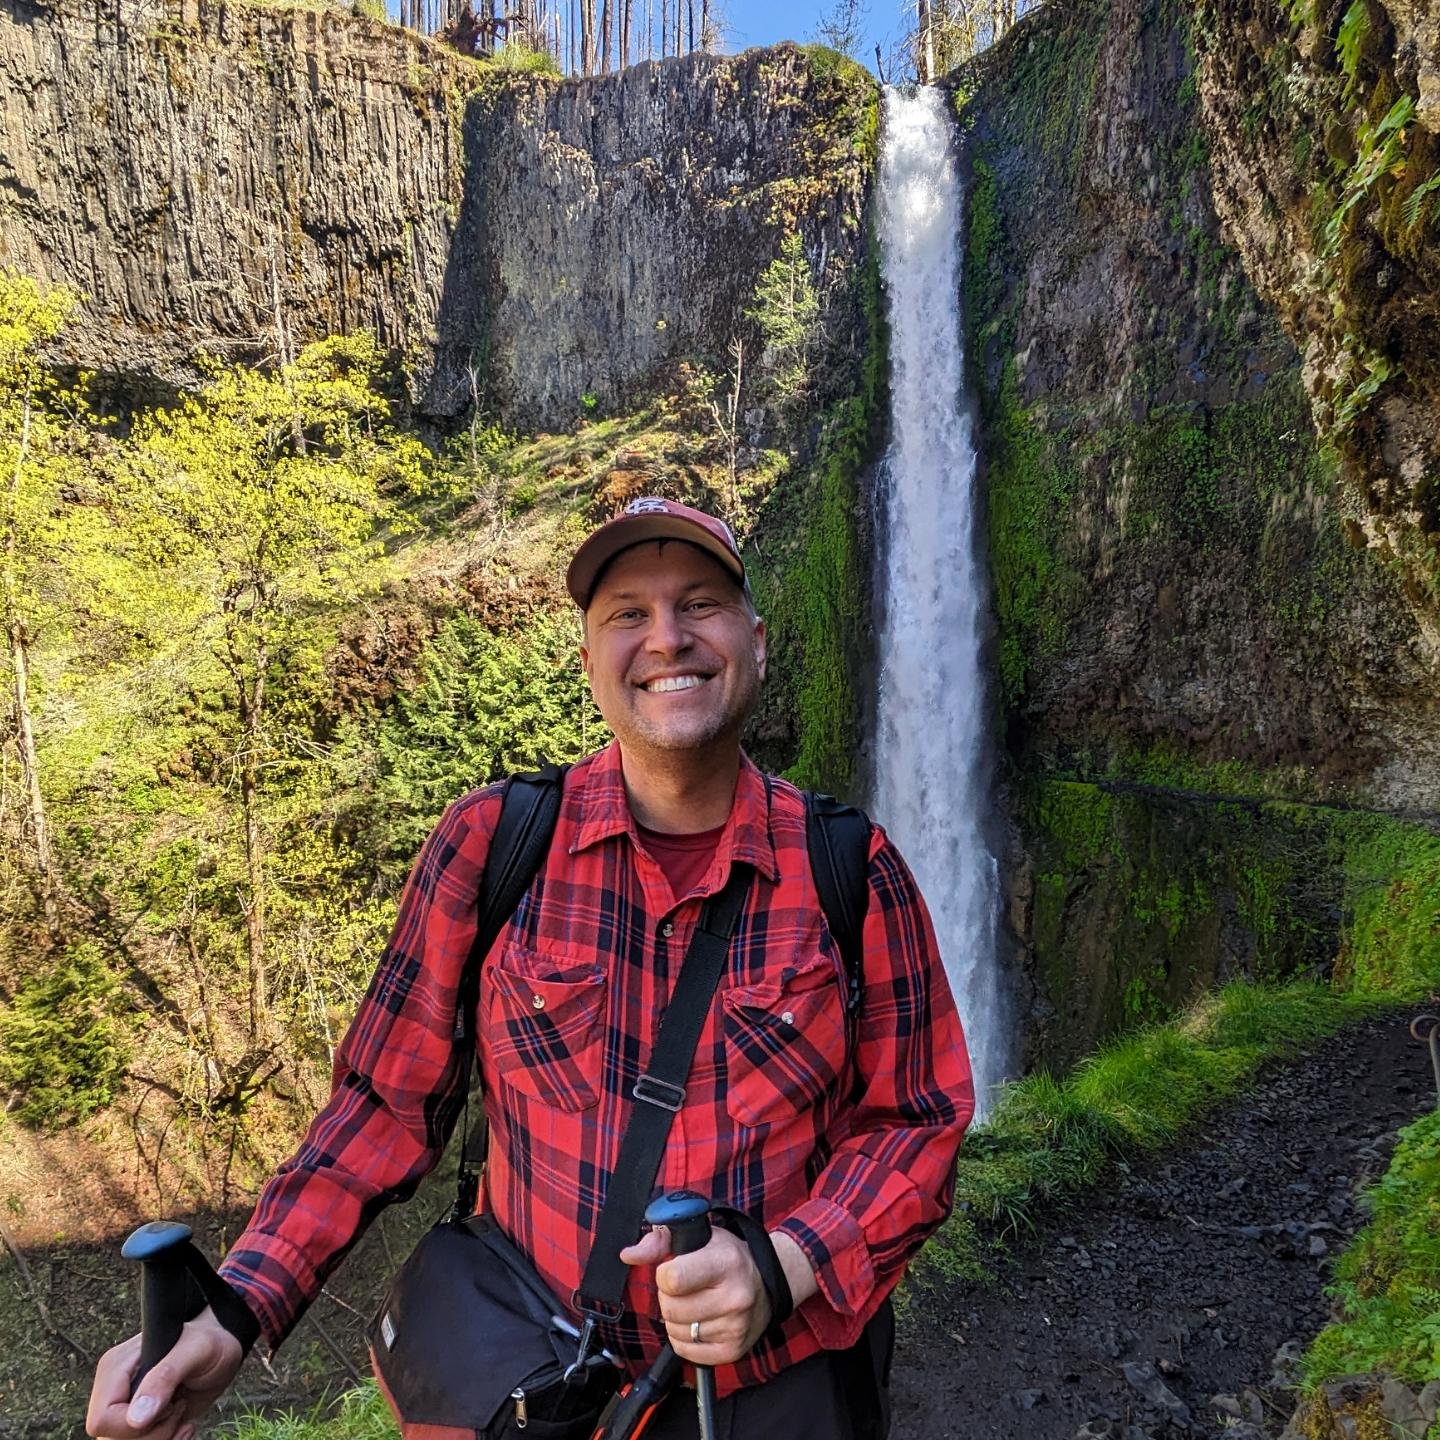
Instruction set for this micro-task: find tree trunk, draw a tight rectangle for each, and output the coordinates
[917,0,934,81]
[600,0,610,70]
[228,615,269,1044]
[8,628,60,942]
[4,395,62,944]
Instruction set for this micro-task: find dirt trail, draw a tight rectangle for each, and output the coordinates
[890,1013,1434,1440]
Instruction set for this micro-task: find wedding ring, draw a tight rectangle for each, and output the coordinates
[690,1320,702,1342]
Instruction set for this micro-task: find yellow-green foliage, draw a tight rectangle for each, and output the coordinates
[1305,1109,1440,1388]
[745,231,823,417]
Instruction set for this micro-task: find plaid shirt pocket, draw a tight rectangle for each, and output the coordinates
[722,956,848,1128]
[486,948,607,1112]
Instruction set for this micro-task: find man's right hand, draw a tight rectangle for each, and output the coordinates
[86,1307,245,1440]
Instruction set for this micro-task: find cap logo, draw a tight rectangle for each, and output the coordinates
[625,497,670,515]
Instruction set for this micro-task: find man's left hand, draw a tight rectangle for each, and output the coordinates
[619,1225,768,1366]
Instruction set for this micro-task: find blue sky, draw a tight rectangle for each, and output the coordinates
[717,0,912,78]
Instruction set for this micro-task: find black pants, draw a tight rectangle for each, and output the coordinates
[645,1302,894,1440]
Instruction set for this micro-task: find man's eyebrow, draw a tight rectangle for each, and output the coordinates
[596,580,716,602]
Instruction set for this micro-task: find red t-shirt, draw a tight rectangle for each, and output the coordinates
[637,821,726,901]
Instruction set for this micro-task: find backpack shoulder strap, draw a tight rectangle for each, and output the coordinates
[451,762,569,1218]
[472,761,571,983]
[804,791,872,1015]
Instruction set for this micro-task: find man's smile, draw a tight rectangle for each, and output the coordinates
[638,673,714,693]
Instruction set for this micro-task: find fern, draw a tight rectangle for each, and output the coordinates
[1401,170,1440,231]
[1335,0,1370,92]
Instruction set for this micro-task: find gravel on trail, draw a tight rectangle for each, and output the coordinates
[889,1013,1435,1440]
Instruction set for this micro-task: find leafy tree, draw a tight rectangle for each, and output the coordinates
[811,0,868,58]
[376,611,603,861]
[120,334,430,1042]
[0,272,145,941]
[745,232,822,419]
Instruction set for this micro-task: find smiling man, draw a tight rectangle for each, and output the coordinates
[88,496,973,1440]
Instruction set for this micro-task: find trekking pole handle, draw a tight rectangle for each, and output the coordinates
[643,1192,717,1440]
[121,1222,197,1393]
[645,1190,712,1257]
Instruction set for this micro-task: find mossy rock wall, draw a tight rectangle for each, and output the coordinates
[956,0,1440,1064]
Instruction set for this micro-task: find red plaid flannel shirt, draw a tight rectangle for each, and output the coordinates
[219,744,973,1396]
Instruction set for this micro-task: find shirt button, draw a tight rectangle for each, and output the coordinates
[660,921,674,938]
[781,1011,795,1026]
[532,994,546,1011]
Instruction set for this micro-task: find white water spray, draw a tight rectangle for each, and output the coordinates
[871,87,1008,1115]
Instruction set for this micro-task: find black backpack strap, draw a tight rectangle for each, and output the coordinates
[804,791,872,1018]
[451,762,570,1219]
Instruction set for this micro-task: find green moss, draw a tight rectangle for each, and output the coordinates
[984,364,1081,706]
[1334,813,1440,998]
[748,231,885,795]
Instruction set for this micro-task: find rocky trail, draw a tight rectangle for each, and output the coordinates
[890,1013,1436,1440]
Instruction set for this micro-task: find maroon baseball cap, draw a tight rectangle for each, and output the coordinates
[566,497,749,608]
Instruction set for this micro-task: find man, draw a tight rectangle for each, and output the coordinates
[87,497,974,1440]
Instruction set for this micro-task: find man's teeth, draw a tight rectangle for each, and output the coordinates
[644,675,707,693]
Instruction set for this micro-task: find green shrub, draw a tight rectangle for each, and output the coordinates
[488,43,560,74]
[0,942,132,1130]
[375,611,604,859]
[1304,1109,1440,1387]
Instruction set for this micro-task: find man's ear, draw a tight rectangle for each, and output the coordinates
[753,618,767,683]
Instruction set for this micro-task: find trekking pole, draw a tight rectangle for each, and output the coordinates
[644,1191,717,1440]
[121,1221,201,1392]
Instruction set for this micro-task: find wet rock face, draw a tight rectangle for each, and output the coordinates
[955,0,1440,811]
[436,49,873,426]
[0,2,873,425]
[1191,0,1440,638]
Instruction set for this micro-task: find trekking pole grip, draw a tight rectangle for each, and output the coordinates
[122,1221,196,1393]
[645,1190,712,1258]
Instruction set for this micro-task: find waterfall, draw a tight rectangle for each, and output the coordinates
[870,86,1008,1116]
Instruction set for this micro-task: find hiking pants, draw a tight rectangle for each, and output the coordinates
[644,1301,894,1440]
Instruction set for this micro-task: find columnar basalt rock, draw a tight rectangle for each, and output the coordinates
[0,0,468,396]
[0,0,875,424]
[432,49,875,426]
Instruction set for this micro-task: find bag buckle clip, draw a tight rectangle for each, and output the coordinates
[563,1294,624,1386]
[632,1074,686,1112]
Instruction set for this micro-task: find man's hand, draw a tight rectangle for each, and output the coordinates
[620,1226,818,1367]
[86,1308,245,1440]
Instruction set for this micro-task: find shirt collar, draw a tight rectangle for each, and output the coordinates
[568,742,781,885]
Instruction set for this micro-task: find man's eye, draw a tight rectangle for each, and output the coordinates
[685,599,718,613]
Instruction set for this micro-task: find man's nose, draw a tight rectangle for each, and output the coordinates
[642,607,690,654]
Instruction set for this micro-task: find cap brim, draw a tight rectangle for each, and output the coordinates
[566,516,747,607]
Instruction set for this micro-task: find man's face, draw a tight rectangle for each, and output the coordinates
[580,539,766,759]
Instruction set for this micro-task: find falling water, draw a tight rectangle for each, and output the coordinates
[870,86,1008,1116]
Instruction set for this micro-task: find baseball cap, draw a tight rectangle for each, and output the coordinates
[566,497,749,608]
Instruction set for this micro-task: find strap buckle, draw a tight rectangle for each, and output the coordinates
[632,1074,686,1112]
